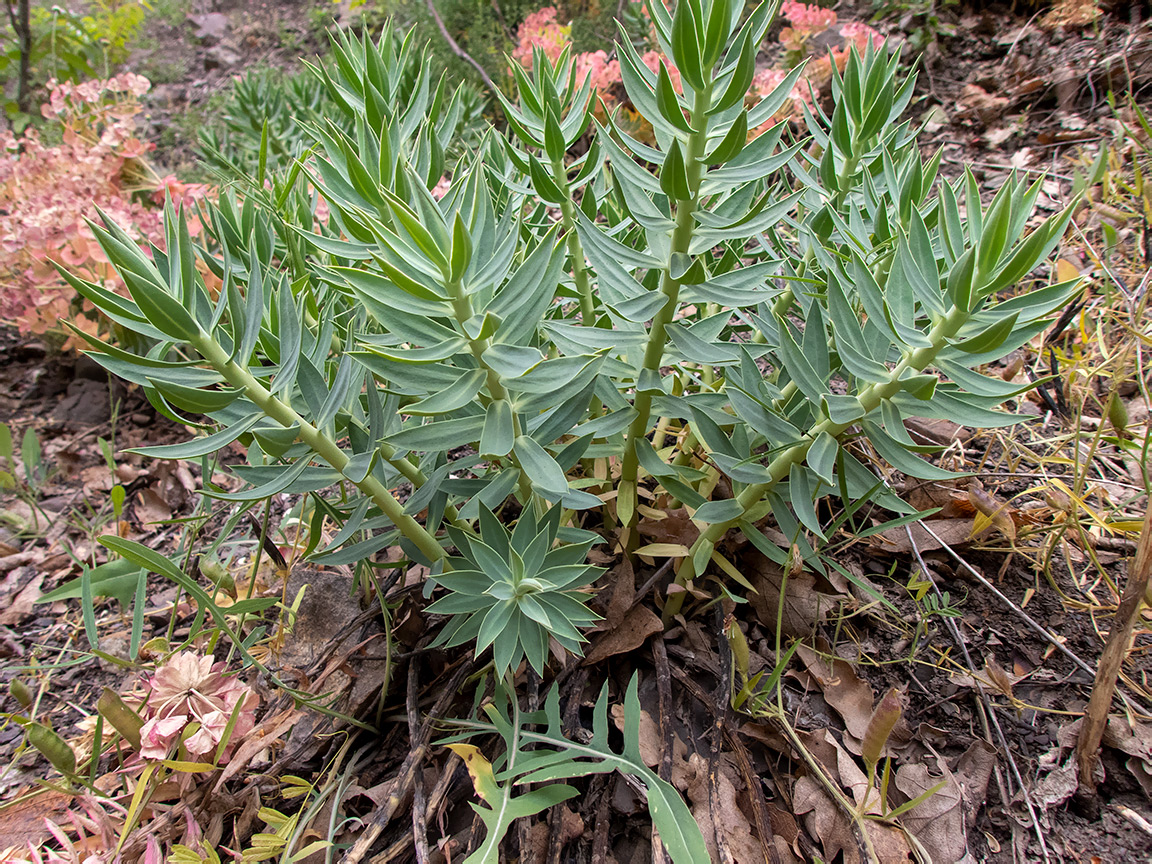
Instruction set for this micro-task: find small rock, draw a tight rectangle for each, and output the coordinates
[204,45,242,71]
[188,12,230,45]
[52,378,110,426]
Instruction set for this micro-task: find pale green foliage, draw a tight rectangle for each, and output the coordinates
[443,674,710,864]
[68,4,1078,858]
[432,505,602,677]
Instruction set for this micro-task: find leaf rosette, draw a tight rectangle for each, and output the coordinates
[430,507,603,677]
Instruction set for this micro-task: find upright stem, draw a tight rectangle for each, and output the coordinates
[192,334,448,566]
[447,280,538,508]
[551,155,596,327]
[618,82,713,532]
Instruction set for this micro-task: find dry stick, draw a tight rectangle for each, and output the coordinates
[423,0,499,94]
[652,636,674,785]
[340,659,473,864]
[408,657,431,864]
[917,521,1152,717]
[669,667,782,864]
[904,524,1053,864]
[1077,505,1152,787]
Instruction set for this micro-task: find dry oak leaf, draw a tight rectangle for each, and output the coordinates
[889,746,999,864]
[609,703,663,768]
[747,555,835,637]
[793,775,913,864]
[675,752,766,864]
[795,643,891,749]
[870,517,976,555]
[0,789,73,851]
[637,507,700,547]
[956,84,1010,125]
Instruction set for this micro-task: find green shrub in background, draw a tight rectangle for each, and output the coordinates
[1,0,147,124]
[198,34,487,184]
[68,1,1078,856]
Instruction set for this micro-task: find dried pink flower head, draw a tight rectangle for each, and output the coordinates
[138,652,258,762]
[574,50,621,96]
[512,7,571,68]
[641,51,682,94]
[839,22,884,52]
[778,1,838,53]
[1,74,213,349]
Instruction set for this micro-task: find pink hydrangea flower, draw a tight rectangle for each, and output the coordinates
[574,50,621,95]
[137,652,258,763]
[840,22,884,52]
[512,7,570,68]
[779,1,838,54]
[641,51,682,94]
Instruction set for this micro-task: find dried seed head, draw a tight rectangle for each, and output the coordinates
[724,614,750,680]
[968,481,1016,540]
[861,688,902,770]
[8,678,33,710]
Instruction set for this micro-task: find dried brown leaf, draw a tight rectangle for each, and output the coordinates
[870,518,976,554]
[637,508,699,547]
[747,555,834,637]
[794,645,875,743]
[0,571,42,626]
[610,703,662,768]
[583,605,662,665]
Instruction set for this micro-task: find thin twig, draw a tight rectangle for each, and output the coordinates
[904,523,1053,864]
[917,521,1152,717]
[408,656,431,864]
[340,658,473,864]
[423,0,499,94]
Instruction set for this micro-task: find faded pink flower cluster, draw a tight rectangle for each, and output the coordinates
[778,2,883,62]
[512,7,571,67]
[641,51,682,95]
[839,21,885,52]
[574,50,622,95]
[746,68,813,135]
[0,75,210,350]
[138,652,258,763]
[513,7,664,108]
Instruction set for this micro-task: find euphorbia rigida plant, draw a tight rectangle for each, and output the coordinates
[65,3,1077,858]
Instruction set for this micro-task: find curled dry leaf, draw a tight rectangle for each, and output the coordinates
[871,517,976,555]
[675,752,766,864]
[794,643,876,746]
[609,703,662,769]
[582,605,662,665]
[968,481,1016,541]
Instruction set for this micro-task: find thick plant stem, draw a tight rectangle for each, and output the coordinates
[378,440,466,529]
[618,83,713,533]
[662,304,971,621]
[551,156,596,327]
[192,334,448,565]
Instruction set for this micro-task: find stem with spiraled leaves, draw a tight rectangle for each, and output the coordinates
[662,303,971,621]
[191,333,448,565]
[618,81,713,536]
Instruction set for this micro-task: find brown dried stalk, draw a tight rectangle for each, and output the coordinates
[1077,504,1152,787]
